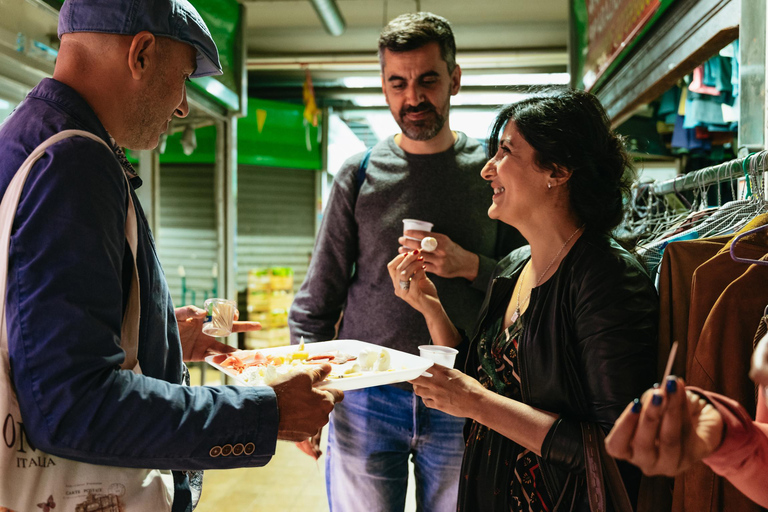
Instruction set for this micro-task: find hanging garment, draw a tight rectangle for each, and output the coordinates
[656,236,730,379]
[676,256,768,512]
[689,66,720,96]
[658,86,682,125]
[671,114,712,152]
[684,93,728,130]
[686,214,768,383]
[640,236,728,512]
[704,55,733,95]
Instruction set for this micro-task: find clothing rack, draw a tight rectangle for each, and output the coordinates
[651,150,768,196]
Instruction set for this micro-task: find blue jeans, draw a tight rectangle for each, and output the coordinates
[326,385,465,512]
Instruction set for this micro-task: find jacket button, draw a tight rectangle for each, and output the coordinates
[221,444,233,456]
[233,443,244,456]
[209,446,222,457]
[244,442,255,455]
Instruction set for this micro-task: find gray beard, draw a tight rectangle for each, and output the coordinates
[394,102,447,142]
[398,113,446,141]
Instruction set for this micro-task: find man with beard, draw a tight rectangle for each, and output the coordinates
[0,0,341,510]
[288,12,524,512]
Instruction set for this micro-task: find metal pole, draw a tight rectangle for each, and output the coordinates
[738,0,767,155]
[309,0,346,36]
[136,149,160,233]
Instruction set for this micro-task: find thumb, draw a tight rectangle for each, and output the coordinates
[307,363,332,384]
[183,308,206,322]
[209,340,237,354]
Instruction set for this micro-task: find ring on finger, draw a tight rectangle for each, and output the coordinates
[399,280,410,290]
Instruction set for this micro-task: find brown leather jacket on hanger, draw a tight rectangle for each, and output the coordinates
[641,214,768,512]
[676,214,768,512]
[657,236,730,379]
[679,256,768,512]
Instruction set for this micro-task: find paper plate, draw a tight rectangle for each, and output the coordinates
[205,339,434,391]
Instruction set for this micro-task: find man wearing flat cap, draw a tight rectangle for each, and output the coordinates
[0,0,342,510]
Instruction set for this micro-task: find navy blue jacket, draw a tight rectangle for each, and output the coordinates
[0,79,279,509]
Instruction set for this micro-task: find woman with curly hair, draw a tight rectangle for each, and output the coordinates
[387,89,658,511]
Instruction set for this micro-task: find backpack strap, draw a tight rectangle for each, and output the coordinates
[355,147,373,198]
[0,130,142,374]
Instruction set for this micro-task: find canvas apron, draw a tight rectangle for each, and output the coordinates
[0,130,174,511]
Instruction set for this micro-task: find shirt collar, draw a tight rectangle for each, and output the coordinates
[29,79,143,188]
[109,136,143,188]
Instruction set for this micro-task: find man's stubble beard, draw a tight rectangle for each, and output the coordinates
[396,104,447,142]
[391,82,452,142]
[122,65,170,150]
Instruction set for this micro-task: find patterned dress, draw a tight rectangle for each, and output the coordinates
[457,302,553,512]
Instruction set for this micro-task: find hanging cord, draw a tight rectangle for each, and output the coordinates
[727,160,738,200]
[672,175,692,210]
[756,152,768,204]
[741,152,756,199]
[715,162,722,206]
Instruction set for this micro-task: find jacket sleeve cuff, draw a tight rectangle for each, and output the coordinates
[453,330,470,373]
[471,254,496,291]
[540,416,585,473]
[693,388,765,476]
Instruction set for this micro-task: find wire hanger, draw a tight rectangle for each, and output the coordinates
[729,156,768,266]
[730,222,768,265]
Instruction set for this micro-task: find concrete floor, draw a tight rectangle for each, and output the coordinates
[190,363,417,512]
[195,439,330,512]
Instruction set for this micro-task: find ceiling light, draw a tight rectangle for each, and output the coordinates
[341,77,381,89]
[452,92,533,106]
[157,133,168,154]
[348,94,388,107]
[180,125,197,156]
[344,91,535,108]
[309,0,346,36]
[341,73,570,89]
[460,73,570,87]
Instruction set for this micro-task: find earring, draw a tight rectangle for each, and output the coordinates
[547,182,552,189]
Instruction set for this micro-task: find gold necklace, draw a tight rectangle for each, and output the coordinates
[511,225,584,322]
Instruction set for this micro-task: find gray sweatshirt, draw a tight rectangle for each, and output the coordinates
[289,132,524,356]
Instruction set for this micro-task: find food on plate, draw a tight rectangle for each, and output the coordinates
[358,349,378,370]
[374,349,391,371]
[292,337,309,360]
[212,346,391,386]
[308,352,357,364]
[359,348,391,371]
[358,348,392,372]
[243,364,278,385]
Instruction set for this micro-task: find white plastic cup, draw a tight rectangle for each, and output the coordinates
[402,219,434,241]
[203,298,237,337]
[418,345,459,368]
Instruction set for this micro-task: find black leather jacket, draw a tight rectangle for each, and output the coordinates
[464,232,658,510]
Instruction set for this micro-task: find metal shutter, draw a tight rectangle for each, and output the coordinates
[157,164,218,307]
[237,165,317,293]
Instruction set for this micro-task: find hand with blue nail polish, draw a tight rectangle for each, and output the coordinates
[605,376,724,477]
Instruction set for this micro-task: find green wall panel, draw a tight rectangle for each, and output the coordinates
[159,125,218,165]
[190,0,240,94]
[188,0,242,111]
[237,98,321,170]
[129,98,322,169]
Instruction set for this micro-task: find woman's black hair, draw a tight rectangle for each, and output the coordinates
[488,88,635,236]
